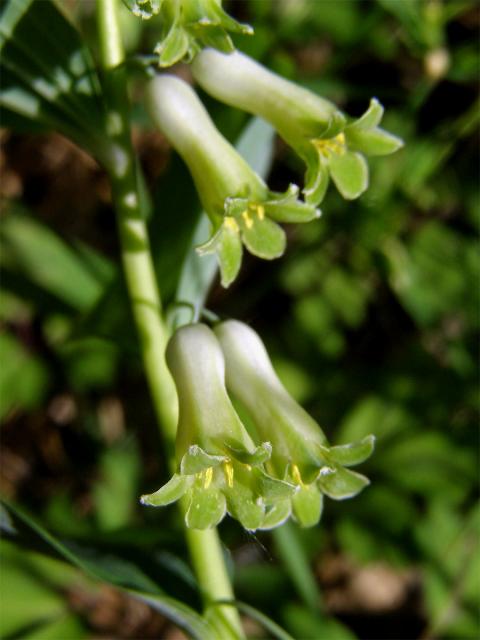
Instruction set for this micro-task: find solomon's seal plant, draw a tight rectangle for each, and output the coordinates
[147,74,320,287]
[1,0,404,635]
[215,320,375,527]
[141,323,296,530]
[192,49,404,204]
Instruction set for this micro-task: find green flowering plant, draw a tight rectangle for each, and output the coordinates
[192,49,403,204]
[147,74,319,287]
[141,323,296,530]
[215,320,375,527]
[122,0,252,66]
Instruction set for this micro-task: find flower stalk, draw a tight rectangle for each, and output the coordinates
[96,1,243,637]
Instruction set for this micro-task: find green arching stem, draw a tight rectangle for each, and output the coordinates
[96,0,177,444]
[96,1,243,638]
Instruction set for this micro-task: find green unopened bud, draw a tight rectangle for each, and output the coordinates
[123,0,252,66]
[122,0,162,20]
[215,320,374,527]
[147,75,319,287]
[192,49,403,205]
[140,324,295,530]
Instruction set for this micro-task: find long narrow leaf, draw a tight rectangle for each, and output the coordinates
[1,503,217,640]
[273,521,323,611]
[216,600,294,640]
[0,0,106,155]
[131,591,217,640]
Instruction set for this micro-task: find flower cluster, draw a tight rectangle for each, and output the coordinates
[141,322,374,530]
[123,0,252,67]
[141,324,296,531]
[147,75,319,287]
[192,49,403,204]
[147,48,401,289]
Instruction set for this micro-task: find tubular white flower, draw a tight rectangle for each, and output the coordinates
[215,320,375,527]
[146,75,319,287]
[192,49,403,205]
[140,323,295,531]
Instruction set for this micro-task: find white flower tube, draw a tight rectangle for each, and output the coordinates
[146,74,319,287]
[192,49,403,205]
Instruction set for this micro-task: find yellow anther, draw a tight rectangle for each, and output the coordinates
[312,132,346,158]
[224,216,239,232]
[256,205,265,220]
[224,462,234,488]
[203,466,213,489]
[242,210,254,229]
[291,464,304,486]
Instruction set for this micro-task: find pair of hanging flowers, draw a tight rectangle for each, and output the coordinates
[146,48,402,288]
[141,321,375,530]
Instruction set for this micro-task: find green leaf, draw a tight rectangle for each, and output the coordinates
[233,601,295,640]
[1,502,217,640]
[1,501,158,593]
[283,604,357,640]
[0,545,67,638]
[93,441,141,530]
[0,0,107,157]
[0,331,50,419]
[132,591,218,640]
[329,151,369,200]
[26,614,88,640]
[0,213,105,312]
[273,521,323,611]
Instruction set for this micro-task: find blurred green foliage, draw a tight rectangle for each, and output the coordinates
[1,0,479,639]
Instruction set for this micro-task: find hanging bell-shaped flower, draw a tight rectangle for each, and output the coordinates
[140,323,295,530]
[215,320,375,527]
[146,75,319,287]
[192,49,403,205]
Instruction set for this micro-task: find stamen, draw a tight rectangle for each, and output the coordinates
[242,210,254,229]
[291,464,304,486]
[256,205,265,220]
[224,462,234,487]
[312,132,346,159]
[224,216,239,232]
[203,466,213,489]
